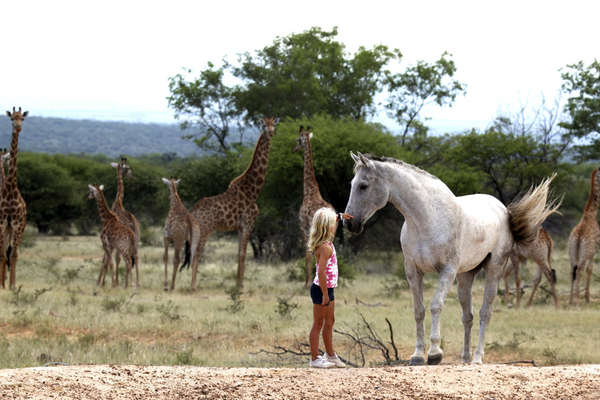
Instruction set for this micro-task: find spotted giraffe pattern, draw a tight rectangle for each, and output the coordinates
[191,117,277,287]
[0,107,28,290]
[294,126,334,287]
[88,184,137,289]
[568,168,600,304]
[110,157,141,286]
[162,178,200,291]
[504,227,559,308]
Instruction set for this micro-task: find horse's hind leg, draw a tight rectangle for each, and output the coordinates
[405,261,426,366]
[427,265,457,365]
[457,270,476,363]
[473,258,504,364]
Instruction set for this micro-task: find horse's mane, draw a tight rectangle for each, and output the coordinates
[355,154,440,181]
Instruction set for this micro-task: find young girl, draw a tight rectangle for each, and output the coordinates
[307,207,352,368]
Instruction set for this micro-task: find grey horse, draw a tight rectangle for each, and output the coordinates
[344,152,559,364]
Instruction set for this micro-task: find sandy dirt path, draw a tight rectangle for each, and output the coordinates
[1,364,599,399]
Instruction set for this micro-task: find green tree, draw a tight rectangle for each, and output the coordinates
[385,51,466,145]
[560,59,600,159]
[168,62,245,154]
[233,26,397,122]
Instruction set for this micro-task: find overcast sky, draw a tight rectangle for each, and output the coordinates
[1,0,598,134]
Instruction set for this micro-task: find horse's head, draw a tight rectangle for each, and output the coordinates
[344,152,390,234]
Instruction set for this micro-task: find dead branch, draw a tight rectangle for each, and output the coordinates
[250,341,359,368]
[355,297,388,307]
[503,360,537,367]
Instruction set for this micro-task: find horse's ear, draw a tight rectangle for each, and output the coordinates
[358,152,372,167]
[350,151,361,164]
[299,125,303,132]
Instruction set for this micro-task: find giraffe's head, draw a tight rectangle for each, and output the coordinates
[262,117,279,137]
[161,177,181,192]
[88,184,105,200]
[111,157,133,178]
[5,107,28,131]
[294,125,313,152]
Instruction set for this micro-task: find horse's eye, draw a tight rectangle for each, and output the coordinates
[359,183,368,191]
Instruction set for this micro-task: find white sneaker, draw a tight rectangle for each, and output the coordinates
[325,353,346,368]
[309,357,335,368]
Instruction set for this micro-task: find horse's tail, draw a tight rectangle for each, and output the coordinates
[507,174,561,247]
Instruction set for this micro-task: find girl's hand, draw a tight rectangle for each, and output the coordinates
[339,213,353,221]
[322,293,330,306]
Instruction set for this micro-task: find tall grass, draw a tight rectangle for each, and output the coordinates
[0,233,598,369]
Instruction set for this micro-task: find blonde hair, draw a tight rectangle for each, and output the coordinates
[308,207,336,252]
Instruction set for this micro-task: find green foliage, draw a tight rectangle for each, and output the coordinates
[385,51,466,144]
[225,285,244,313]
[275,296,299,319]
[156,300,182,322]
[9,286,52,306]
[560,59,600,158]
[234,26,396,122]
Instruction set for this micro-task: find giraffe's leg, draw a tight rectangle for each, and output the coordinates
[8,245,18,291]
[236,224,253,288]
[543,267,560,308]
[584,262,594,304]
[170,242,182,291]
[163,237,170,291]
[526,262,543,307]
[305,250,313,288]
[570,258,587,305]
[191,235,207,291]
[98,253,107,287]
[0,246,6,290]
[514,259,522,308]
[115,251,122,288]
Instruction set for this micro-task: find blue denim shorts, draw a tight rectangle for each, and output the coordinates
[310,283,335,305]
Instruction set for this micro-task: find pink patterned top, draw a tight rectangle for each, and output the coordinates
[313,242,338,288]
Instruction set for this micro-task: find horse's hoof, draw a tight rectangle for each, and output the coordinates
[409,356,425,366]
[427,353,442,365]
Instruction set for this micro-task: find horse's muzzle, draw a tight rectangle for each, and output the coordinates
[344,218,363,234]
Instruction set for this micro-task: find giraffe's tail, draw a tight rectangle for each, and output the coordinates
[179,240,191,272]
[5,245,11,271]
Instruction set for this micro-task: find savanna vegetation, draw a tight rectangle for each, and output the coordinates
[1,27,600,368]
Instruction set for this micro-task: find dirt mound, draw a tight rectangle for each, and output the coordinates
[1,364,598,399]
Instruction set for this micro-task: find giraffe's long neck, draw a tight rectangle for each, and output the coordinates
[113,166,125,208]
[5,126,21,192]
[169,185,185,211]
[584,170,599,217]
[95,191,117,224]
[302,136,322,200]
[228,129,273,201]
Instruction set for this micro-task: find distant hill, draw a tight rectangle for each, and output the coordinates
[0,116,245,157]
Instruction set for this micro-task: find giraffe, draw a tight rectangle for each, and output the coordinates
[190,117,278,288]
[294,125,334,287]
[0,107,28,290]
[0,148,10,189]
[161,177,200,291]
[568,167,600,305]
[88,184,137,288]
[111,157,141,286]
[503,227,559,308]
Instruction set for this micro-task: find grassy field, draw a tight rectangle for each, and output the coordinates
[0,230,599,369]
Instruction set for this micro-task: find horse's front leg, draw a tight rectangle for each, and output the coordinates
[473,258,504,364]
[405,261,425,366]
[457,270,476,363]
[427,265,458,365]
